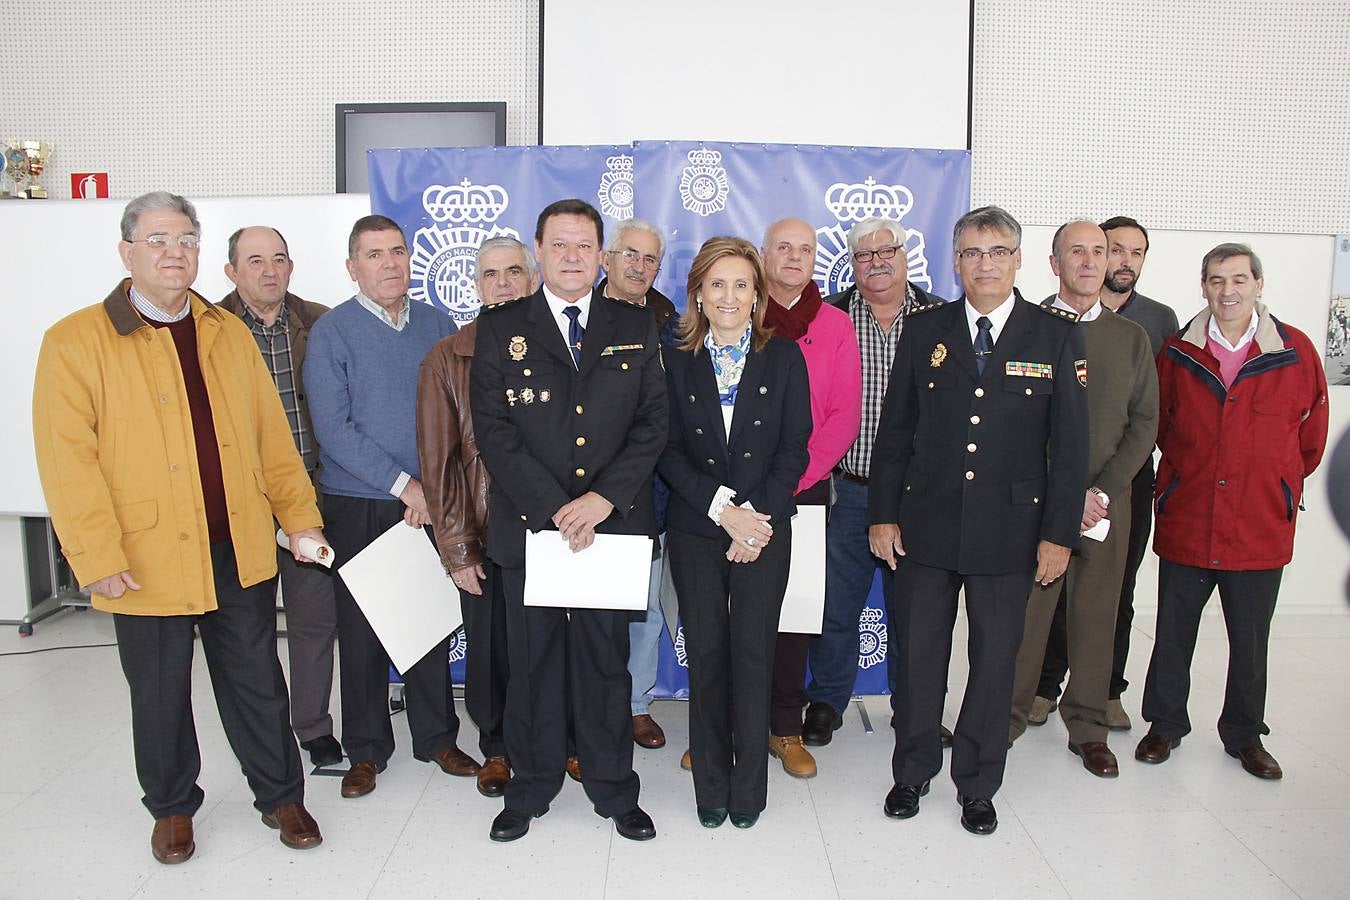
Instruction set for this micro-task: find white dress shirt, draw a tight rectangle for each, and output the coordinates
[542,283,592,368]
[1208,310,1258,353]
[1051,295,1103,322]
[965,292,1017,344]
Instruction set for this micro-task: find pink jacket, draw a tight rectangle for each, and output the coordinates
[794,302,862,492]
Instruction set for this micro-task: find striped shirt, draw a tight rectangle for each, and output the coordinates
[839,287,909,480]
[238,301,315,472]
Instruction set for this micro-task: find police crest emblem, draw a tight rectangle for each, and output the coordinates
[508,336,528,361]
[1075,358,1089,386]
[930,343,948,368]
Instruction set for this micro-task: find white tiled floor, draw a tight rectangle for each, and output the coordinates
[2,608,1349,899]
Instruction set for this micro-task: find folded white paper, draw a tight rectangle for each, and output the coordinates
[337,522,462,674]
[779,505,826,633]
[275,527,335,568]
[524,531,651,611]
[1082,517,1111,542]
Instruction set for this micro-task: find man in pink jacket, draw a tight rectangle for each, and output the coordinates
[759,217,862,778]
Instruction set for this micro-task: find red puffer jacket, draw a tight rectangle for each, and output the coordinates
[1153,305,1328,571]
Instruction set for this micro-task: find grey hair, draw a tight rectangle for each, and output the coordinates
[120,191,200,241]
[1201,242,1263,281]
[846,218,908,255]
[1050,219,1103,258]
[952,205,1021,254]
[475,236,537,277]
[606,219,667,258]
[226,226,289,267]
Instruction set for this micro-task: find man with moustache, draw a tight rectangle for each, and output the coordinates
[471,199,667,842]
[869,206,1088,835]
[1008,221,1157,778]
[1033,216,1178,731]
[418,237,540,799]
[599,219,677,750]
[220,225,341,770]
[759,217,862,779]
[304,214,479,800]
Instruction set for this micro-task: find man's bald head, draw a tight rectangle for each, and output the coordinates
[761,218,817,301]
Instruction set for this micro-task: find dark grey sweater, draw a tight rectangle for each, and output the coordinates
[1114,290,1179,358]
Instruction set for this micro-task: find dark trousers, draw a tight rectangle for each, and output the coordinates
[275,544,338,742]
[770,478,829,736]
[113,541,303,819]
[891,559,1032,800]
[1141,560,1283,751]
[1039,460,1154,700]
[499,566,639,818]
[669,523,791,814]
[324,493,459,767]
[461,561,509,758]
[808,476,893,715]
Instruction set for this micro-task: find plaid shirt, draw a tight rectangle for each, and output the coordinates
[840,285,913,480]
[239,301,315,471]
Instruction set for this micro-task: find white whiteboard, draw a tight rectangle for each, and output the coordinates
[543,0,972,150]
[2,194,370,515]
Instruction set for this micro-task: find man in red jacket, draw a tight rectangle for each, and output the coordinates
[1135,243,1328,780]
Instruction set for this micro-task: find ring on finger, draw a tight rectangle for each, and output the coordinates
[746,537,757,547]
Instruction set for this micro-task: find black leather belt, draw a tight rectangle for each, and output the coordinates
[835,469,868,487]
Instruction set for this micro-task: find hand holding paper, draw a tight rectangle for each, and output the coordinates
[276,527,335,568]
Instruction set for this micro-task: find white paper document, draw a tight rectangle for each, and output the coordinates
[1082,517,1111,542]
[337,522,462,675]
[524,531,651,611]
[779,505,826,633]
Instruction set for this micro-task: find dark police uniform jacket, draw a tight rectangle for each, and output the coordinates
[470,287,669,569]
[867,292,1089,575]
[659,336,813,539]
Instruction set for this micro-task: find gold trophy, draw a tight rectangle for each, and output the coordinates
[2,145,27,198]
[11,141,53,198]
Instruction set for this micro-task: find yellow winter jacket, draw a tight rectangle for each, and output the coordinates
[33,279,322,615]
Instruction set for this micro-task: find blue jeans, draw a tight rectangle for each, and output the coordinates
[807,476,893,714]
[627,538,666,715]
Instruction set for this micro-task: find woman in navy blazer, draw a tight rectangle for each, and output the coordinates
[659,237,812,829]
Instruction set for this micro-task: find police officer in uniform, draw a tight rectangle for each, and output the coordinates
[470,199,668,843]
[868,206,1089,835]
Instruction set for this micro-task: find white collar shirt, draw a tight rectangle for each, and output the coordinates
[965,291,1017,345]
[1052,295,1103,322]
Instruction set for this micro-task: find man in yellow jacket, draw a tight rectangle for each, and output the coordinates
[33,192,329,865]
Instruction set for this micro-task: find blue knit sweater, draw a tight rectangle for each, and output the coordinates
[303,298,456,499]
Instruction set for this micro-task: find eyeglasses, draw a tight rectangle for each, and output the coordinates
[957,246,1016,262]
[852,245,901,264]
[128,233,201,251]
[617,248,661,269]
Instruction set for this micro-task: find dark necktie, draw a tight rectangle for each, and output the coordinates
[562,305,584,368]
[974,315,994,375]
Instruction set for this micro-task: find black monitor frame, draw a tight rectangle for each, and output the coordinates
[334,101,508,193]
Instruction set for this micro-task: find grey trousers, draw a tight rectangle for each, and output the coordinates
[276,544,338,742]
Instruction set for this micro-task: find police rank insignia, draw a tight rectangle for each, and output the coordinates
[506,389,517,406]
[521,387,535,405]
[508,336,528,361]
[1006,361,1054,378]
[930,343,948,368]
[539,390,551,403]
[601,343,644,356]
[1075,359,1089,386]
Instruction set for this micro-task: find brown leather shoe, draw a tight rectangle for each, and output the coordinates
[632,714,667,749]
[1069,740,1120,778]
[1134,733,1179,764]
[477,756,512,797]
[566,755,582,782]
[680,749,692,771]
[1228,745,1283,780]
[341,760,383,798]
[261,802,323,850]
[768,734,817,778]
[419,745,481,777]
[150,815,194,864]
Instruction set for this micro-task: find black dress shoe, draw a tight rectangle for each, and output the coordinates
[698,806,728,828]
[940,725,954,748]
[728,810,759,829]
[802,702,844,747]
[883,781,930,819]
[301,735,343,768]
[958,795,998,835]
[612,807,656,841]
[489,808,542,842]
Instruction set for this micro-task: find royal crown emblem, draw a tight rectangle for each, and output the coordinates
[409,178,520,325]
[857,606,888,669]
[597,154,635,221]
[813,175,933,295]
[678,148,730,217]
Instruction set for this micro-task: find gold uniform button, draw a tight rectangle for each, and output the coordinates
[974,387,985,397]
[520,514,527,521]
[753,420,761,426]
[759,386,767,394]
[706,458,715,465]
[743,452,752,459]
[967,443,977,453]
[970,415,981,425]
[621,362,629,370]
[576,405,584,414]
[965,471,975,481]
[695,427,704,435]
[928,381,935,389]
[1033,497,1040,504]
[575,468,585,477]
[523,368,532,377]
[1025,388,1033,396]
[576,437,586,446]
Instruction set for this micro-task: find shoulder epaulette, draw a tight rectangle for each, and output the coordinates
[603,294,649,309]
[906,299,946,315]
[482,295,527,312]
[1037,304,1079,323]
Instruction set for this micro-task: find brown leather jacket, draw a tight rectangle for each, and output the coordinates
[416,321,488,574]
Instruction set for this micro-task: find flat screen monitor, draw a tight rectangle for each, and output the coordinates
[336,102,507,193]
